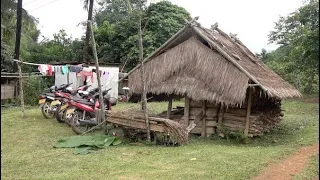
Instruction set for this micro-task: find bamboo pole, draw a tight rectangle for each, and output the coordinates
[201,100,206,137]
[244,88,253,135]
[167,95,173,119]
[184,97,190,126]
[138,17,151,142]
[88,21,105,124]
[217,103,224,127]
[17,62,25,117]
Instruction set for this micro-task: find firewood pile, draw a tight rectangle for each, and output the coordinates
[223,94,284,136]
[223,107,283,136]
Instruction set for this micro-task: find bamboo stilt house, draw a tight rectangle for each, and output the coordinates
[120,19,301,137]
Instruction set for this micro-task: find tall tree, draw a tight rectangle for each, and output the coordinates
[83,0,95,63]
[94,0,191,71]
[268,0,319,94]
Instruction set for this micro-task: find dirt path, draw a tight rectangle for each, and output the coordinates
[252,143,319,180]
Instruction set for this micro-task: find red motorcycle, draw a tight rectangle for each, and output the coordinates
[64,88,113,134]
[38,83,85,119]
[53,84,92,123]
[56,87,101,124]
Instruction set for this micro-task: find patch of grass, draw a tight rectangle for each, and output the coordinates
[293,154,319,180]
[1,99,318,180]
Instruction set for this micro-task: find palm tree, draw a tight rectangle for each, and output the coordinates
[82,0,95,63]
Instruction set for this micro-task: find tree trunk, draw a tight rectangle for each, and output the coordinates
[138,17,151,142]
[14,0,24,118]
[13,0,22,72]
[83,0,94,63]
[305,71,315,94]
[88,21,105,124]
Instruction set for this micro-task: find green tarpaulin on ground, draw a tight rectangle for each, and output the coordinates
[54,135,122,155]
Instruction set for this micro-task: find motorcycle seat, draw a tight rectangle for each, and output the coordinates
[45,93,55,97]
[72,98,94,106]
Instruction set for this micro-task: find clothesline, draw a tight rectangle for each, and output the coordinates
[10,59,112,83]
[12,59,84,67]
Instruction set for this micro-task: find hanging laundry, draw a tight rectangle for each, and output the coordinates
[103,71,109,80]
[47,65,53,76]
[38,64,48,75]
[54,66,61,73]
[70,65,83,73]
[79,68,94,83]
[61,65,69,75]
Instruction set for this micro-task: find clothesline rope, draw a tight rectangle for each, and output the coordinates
[12,59,85,67]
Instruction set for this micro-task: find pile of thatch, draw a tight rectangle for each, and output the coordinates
[108,110,189,145]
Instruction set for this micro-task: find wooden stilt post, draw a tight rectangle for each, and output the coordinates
[201,100,206,137]
[217,103,224,126]
[244,88,252,136]
[166,95,173,119]
[184,97,190,126]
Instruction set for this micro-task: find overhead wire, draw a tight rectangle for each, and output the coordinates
[23,0,40,7]
[29,0,62,12]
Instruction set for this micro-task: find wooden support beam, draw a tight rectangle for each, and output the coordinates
[184,97,190,126]
[166,95,173,119]
[244,88,253,135]
[201,100,206,137]
[248,84,259,87]
[217,103,224,126]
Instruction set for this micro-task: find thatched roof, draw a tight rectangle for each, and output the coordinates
[125,19,301,106]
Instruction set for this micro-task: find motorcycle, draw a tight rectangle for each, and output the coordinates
[38,84,65,119]
[65,88,113,134]
[38,83,87,119]
[54,85,99,124]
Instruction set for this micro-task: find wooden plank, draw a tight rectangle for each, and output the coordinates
[189,116,216,121]
[167,96,173,119]
[184,97,190,126]
[201,101,206,137]
[206,107,218,117]
[190,108,202,116]
[244,88,253,135]
[190,120,217,127]
[191,127,214,134]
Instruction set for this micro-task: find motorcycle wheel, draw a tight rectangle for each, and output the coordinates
[63,107,74,126]
[55,105,65,123]
[70,111,89,134]
[41,101,55,119]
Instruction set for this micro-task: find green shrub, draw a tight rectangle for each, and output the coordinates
[22,76,54,105]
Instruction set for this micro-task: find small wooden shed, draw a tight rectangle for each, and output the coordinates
[121,19,301,137]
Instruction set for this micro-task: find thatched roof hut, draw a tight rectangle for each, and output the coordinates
[120,18,301,137]
[122,19,301,107]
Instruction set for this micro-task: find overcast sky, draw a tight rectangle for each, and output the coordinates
[23,0,304,53]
